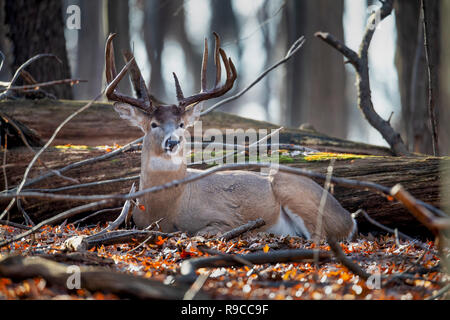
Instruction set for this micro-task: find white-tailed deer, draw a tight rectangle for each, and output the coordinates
[105,33,357,240]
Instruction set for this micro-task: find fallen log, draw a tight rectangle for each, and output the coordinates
[0,100,447,236]
[0,99,392,155]
[1,146,446,235]
[0,255,209,299]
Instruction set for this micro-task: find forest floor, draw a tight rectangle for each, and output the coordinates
[0,221,446,300]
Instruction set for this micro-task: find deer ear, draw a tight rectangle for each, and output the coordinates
[184,102,202,128]
[113,103,148,132]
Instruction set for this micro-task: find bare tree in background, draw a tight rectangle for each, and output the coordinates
[143,0,201,103]
[73,0,105,100]
[4,0,73,99]
[107,0,132,95]
[283,0,348,139]
[422,0,441,156]
[440,0,450,156]
[394,0,430,154]
[0,0,11,81]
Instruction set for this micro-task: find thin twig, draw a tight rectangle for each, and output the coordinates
[217,218,266,242]
[190,127,283,165]
[72,207,122,226]
[94,183,136,237]
[0,112,76,185]
[314,159,335,265]
[17,198,34,226]
[425,283,450,300]
[353,209,417,243]
[0,219,31,230]
[183,271,211,300]
[25,175,139,193]
[1,79,87,92]
[0,200,115,248]
[7,136,143,192]
[201,36,305,115]
[2,133,7,191]
[0,92,103,220]
[0,54,62,99]
[327,237,370,280]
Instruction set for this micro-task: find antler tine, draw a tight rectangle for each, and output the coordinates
[178,33,237,108]
[201,37,208,92]
[213,32,221,88]
[123,50,153,111]
[105,33,118,84]
[105,34,153,113]
[172,72,184,102]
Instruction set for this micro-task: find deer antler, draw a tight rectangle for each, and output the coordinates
[172,32,237,111]
[105,33,154,114]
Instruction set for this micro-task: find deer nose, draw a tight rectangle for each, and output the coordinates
[163,136,181,152]
[165,139,180,151]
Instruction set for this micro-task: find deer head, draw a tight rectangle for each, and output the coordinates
[104,33,237,158]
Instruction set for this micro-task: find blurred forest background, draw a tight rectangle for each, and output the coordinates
[0,0,449,155]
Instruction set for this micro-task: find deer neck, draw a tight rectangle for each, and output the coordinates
[138,138,187,225]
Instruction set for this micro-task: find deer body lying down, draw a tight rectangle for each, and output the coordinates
[105,33,356,240]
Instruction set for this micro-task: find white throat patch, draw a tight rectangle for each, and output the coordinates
[148,155,184,172]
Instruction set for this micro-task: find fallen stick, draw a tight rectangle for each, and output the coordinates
[354,209,418,243]
[327,237,370,280]
[0,219,31,230]
[93,183,135,237]
[0,255,209,299]
[0,200,115,248]
[64,230,176,251]
[180,249,331,279]
[217,218,266,241]
[391,184,450,234]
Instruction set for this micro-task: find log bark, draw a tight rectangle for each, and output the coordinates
[0,100,445,236]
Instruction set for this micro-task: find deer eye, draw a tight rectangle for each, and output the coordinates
[151,122,159,128]
[179,123,184,128]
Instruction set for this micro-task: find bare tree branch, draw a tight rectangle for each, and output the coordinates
[315,0,410,156]
[0,92,103,221]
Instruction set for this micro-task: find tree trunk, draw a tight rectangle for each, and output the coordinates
[4,0,73,99]
[285,0,348,139]
[394,0,430,154]
[143,0,201,103]
[73,0,105,100]
[107,0,132,96]
[0,0,11,82]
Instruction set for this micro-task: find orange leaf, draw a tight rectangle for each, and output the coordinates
[155,236,166,246]
[139,205,146,211]
[180,250,193,259]
[263,244,270,253]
